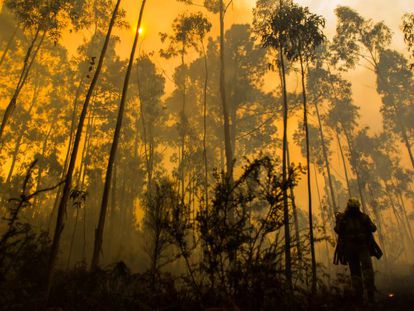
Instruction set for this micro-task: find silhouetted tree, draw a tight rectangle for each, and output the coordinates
[91,0,147,271]
[47,0,123,300]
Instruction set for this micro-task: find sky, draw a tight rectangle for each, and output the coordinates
[106,0,413,133]
[3,0,414,130]
[58,0,414,203]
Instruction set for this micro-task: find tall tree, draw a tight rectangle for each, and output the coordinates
[402,13,414,68]
[256,0,295,290]
[281,3,325,293]
[0,0,87,142]
[376,49,414,169]
[136,55,166,188]
[46,0,123,300]
[160,12,211,199]
[331,7,414,172]
[91,0,147,271]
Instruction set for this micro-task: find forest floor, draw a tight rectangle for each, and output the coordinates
[353,264,414,311]
[318,263,414,311]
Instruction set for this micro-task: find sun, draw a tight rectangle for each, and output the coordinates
[132,25,144,35]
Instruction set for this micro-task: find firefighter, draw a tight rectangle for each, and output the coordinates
[334,198,383,303]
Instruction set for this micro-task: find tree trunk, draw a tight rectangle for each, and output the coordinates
[336,130,351,197]
[279,47,292,290]
[5,131,23,184]
[5,83,39,184]
[388,98,414,171]
[180,45,186,201]
[287,143,301,260]
[76,108,95,187]
[0,25,18,68]
[202,42,209,207]
[46,0,122,300]
[386,187,408,258]
[66,206,80,269]
[366,185,388,269]
[33,122,54,210]
[393,183,414,247]
[314,165,331,271]
[342,126,367,212]
[313,101,337,215]
[136,67,154,187]
[0,28,45,142]
[401,125,414,170]
[300,55,316,293]
[90,0,147,271]
[107,160,117,258]
[48,77,84,234]
[219,0,233,181]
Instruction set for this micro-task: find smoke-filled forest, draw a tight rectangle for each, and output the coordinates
[1,0,414,310]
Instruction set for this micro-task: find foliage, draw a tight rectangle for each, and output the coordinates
[402,13,414,69]
[160,12,212,58]
[331,6,391,70]
[258,1,325,63]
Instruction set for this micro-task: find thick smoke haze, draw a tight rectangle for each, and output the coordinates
[0,0,413,310]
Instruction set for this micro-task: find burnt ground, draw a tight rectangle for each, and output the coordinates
[340,264,414,311]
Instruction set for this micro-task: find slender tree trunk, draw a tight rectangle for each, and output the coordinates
[0,25,18,68]
[0,28,45,142]
[336,130,351,197]
[151,211,161,283]
[322,174,335,227]
[33,122,54,210]
[48,77,85,233]
[140,100,153,186]
[387,101,414,170]
[107,160,117,257]
[118,174,127,248]
[287,143,301,260]
[202,42,209,207]
[90,0,147,271]
[300,55,316,293]
[314,101,337,215]
[342,126,367,212]
[393,183,414,247]
[82,196,87,262]
[279,47,292,290]
[220,143,224,172]
[219,0,233,181]
[66,206,80,269]
[5,83,39,184]
[46,0,122,300]
[180,46,186,201]
[366,185,388,269]
[314,165,330,270]
[230,98,236,159]
[76,109,95,187]
[386,188,407,257]
[136,68,154,187]
[5,132,23,184]
[399,194,414,246]
[401,126,414,170]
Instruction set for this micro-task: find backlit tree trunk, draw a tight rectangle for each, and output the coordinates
[314,101,337,214]
[300,55,316,293]
[46,0,123,300]
[219,0,233,181]
[279,46,292,290]
[336,130,351,197]
[0,25,18,68]
[0,28,46,142]
[91,0,147,271]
